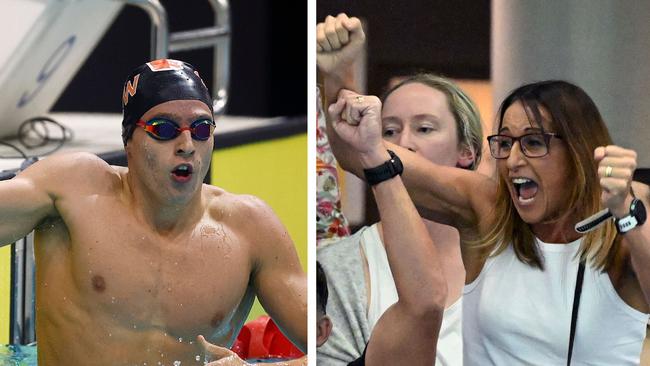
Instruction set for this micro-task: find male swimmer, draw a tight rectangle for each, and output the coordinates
[0,59,306,365]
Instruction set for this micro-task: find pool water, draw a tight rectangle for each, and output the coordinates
[0,345,37,366]
[0,345,289,365]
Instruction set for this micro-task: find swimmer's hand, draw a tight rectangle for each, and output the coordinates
[199,335,250,365]
[316,13,365,75]
[198,335,308,366]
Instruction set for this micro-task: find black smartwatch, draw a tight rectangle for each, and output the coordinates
[363,150,403,186]
[615,198,647,234]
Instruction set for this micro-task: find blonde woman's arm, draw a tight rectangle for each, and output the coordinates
[331,91,446,366]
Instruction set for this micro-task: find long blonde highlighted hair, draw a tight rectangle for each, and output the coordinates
[479,80,618,270]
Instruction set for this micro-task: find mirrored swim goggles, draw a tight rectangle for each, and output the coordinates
[136,118,215,141]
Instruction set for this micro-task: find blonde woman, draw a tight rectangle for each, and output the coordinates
[317,14,483,365]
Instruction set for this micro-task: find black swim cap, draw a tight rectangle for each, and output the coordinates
[121,59,213,145]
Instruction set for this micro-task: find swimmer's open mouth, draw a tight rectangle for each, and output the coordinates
[512,177,539,204]
[172,164,193,179]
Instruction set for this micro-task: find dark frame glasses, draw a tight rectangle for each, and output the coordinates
[136,118,215,141]
[487,132,562,159]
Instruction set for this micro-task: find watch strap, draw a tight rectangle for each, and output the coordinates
[615,198,646,234]
[363,150,403,186]
[616,215,639,234]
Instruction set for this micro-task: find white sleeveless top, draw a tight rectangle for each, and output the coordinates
[361,224,463,366]
[463,237,649,365]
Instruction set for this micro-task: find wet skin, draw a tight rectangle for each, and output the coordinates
[0,100,307,365]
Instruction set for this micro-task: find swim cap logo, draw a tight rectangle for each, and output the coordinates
[146,59,184,72]
[122,74,140,106]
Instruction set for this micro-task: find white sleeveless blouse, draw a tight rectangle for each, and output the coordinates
[463,237,649,365]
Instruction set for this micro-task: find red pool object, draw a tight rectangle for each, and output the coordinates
[231,315,304,360]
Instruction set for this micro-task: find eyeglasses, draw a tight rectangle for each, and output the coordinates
[136,118,215,141]
[487,133,562,159]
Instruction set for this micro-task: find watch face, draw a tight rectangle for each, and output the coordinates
[632,199,647,225]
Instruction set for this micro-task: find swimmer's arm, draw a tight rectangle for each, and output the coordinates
[245,198,307,353]
[622,181,650,306]
[362,150,446,365]
[0,158,61,246]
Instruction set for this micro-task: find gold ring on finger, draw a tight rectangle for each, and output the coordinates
[605,165,613,177]
[355,96,364,103]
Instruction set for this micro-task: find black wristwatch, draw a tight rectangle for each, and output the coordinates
[363,150,403,186]
[615,198,647,234]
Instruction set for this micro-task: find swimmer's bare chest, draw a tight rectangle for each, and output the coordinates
[34,194,255,344]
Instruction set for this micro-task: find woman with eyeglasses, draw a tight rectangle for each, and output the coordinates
[328,80,650,365]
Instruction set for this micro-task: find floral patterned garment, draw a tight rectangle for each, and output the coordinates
[316,88,350,243]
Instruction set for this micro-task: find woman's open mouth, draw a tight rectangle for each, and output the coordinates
[512,177,539,204]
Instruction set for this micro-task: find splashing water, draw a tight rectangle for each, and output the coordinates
[0,345,37,366]
[1,345,293,365]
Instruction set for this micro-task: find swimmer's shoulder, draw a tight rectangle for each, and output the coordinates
[203,186,282,227]
[20,152,120,192]
[203,184,275,219]
[25,151,114,174]
[202,184,228,211]
[205,188,298,272]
